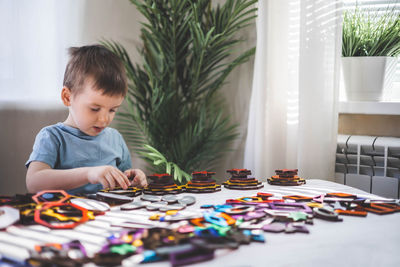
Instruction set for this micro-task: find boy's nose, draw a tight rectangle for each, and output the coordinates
[98,113,109,125]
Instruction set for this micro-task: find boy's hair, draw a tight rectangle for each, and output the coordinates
[63,45,127,96]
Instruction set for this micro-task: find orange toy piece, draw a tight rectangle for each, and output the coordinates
[32,190,70,204]
[218,212,236,225]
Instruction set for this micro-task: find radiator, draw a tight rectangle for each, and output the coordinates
[335,134,400,199]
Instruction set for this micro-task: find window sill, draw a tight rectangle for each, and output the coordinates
[339,101,400,115]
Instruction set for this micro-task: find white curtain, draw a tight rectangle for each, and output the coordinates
[244,0,342,181]
[0,0,86,104]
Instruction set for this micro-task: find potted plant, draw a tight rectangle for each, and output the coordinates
[342,6,400,101]
[104,0,257,182]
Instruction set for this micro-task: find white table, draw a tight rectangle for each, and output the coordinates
[1,179,399,267]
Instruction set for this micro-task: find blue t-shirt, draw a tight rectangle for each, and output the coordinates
[26,122,132,194]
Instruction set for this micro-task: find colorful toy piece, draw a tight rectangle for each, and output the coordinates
[34,202,90,229]
[223,169,264,190]
[32,190,70,204]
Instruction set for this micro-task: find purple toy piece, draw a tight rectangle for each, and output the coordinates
[313,195,324,203]
[242,211,266,221]
[262,222,286,233]
[268,202,312,214]
[63,240,87,257]
[285,223,309,234]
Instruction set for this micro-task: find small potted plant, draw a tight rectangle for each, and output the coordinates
[342,6,400,101]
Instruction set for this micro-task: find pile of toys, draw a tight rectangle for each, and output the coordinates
[143,173,183,195]
[267,169,306,186]
[223,169,264,190]
[184,171,221,193]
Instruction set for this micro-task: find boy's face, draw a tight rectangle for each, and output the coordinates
[62,78,124,136]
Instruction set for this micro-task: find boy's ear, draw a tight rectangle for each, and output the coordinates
[61,87,72,106]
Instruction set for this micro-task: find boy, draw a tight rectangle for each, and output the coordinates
[26,45,147,194]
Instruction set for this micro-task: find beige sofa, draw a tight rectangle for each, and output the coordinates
[0,106,68,194]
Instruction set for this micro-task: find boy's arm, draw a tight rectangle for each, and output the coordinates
[26,161,131,193]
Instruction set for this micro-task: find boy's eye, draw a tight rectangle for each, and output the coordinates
[91,108,100,112]
[110,109,116,113]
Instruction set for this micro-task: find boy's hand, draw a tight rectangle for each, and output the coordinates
[124,169,148,188]
[87,166,130,190]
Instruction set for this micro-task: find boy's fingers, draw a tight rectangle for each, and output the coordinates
[124,169,137,186]
[121,171,131,187]
[130,176,139,186]
[110,169,123,189]
[105,173,116,189]
[121,169,147,188]
[124,169,133,178]
[140,175,148,187]
[113,169,129,189]
[136,170,148,187]
[119,169,131,188]
[99,180,108,189]
[125,169,137,183]
[131,174,147,188]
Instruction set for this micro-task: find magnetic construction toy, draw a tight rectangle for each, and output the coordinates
[143,173,183,195]
[223,169,264,190]
[31,190,95,229]
[267,169,306,186]
[184,171,221,193]
[1,186,400,266]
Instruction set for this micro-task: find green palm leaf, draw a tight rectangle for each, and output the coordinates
[103,0,257,182]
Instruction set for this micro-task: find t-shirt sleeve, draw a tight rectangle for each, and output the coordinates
[25,127,60,168]
[117,133,132,172]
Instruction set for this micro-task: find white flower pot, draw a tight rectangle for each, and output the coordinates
[342,56,397,101]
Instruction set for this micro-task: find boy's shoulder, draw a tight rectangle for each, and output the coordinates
[36,123,84,141]
[37,122,64,135]
[104,127,123,138]
[104,126,119,133]
[33,123,66,147]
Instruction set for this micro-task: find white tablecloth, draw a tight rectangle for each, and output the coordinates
[1,179,399,267]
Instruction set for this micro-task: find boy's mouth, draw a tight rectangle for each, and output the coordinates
[93,126,104,133]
